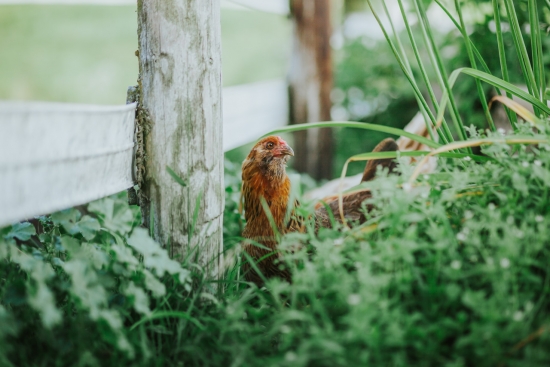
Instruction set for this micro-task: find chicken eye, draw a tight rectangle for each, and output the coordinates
[266,142,274,149]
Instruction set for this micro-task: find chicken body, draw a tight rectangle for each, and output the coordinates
[241,136,297,285]
[241,136,398,285]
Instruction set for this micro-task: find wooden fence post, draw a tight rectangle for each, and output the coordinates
[137,0,223,274]
[288,0,333,180]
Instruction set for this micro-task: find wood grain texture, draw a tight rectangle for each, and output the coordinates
[137,0,223,273]
[0,101,136,227]
[289,0,333,180]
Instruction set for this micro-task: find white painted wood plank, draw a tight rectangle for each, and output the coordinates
[0,102,136,227]
[222,79,288,151]
[0,79,287,227]
[224,0,289,14]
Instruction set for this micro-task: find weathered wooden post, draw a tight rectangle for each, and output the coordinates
[136,0,223,274]
[288,0,333,180]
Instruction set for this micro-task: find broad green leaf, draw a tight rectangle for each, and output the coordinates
[124,282,151,316]
[76,216,101,241]
[5,222,36,241]
[6,245,61,329]
[143,269,166,298]
[51,208,82,235]
[127,228,190,284]
[26,283,62,329]
[88,198,134,235]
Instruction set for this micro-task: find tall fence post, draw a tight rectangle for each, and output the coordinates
[136,0,223,275]
[288,0,333,180]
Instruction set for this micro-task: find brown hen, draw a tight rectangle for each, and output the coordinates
[241,136,398,285]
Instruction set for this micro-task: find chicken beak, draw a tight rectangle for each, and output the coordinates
[280,144,294,157]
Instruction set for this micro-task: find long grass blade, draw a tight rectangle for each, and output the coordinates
[457,69,550,114]
[433,0,490,75]
[529,0,546,110]
[166,166,187,187]
[336,149,489,225]
[241,251,269,285]
[381,0,442,143]
[434,0,517,128]
[364,0,438,136]
[411,0,456,144]
[346,150,490,163]
[489,96,545,127]
[454,0,496,131]
[392,0,451,144]
[265,121,441,149]
[260,197,281,240]
[414,0,447,91]
[395,0,437,120]
[437,68,550,124]
[502,0,538,104]
[188,190,203,245]
[491,0,518,129]
[409,136,549,182]
[413,0,469,146]
[130,311,205,331]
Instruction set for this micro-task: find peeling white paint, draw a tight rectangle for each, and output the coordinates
[0,102,136,227]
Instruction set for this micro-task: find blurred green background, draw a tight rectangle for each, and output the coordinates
[0,4,291,104]
[2,1,547,178]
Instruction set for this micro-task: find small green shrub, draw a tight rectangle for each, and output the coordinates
[273,129,550,366]
[1,1,549,366]
[0,194,192,366]
[2,125,550,366]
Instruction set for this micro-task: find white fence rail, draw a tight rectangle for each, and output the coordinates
[223,79,288,151]
[0,80,288,227]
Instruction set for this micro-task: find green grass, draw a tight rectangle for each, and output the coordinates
[0,5,290,104]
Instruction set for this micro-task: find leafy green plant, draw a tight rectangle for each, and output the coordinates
[1,1,550,366]
[268,126,550,366]
[2,127,550,366]
[0,194,192,366]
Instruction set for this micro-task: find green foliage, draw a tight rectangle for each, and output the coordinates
[0,194,192,366]
[333,28,419,176]
[224,159,245,244]
[1,1,550,366]
[334,0,550,164]
[2,141,550,366]
[220,125,550,366]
